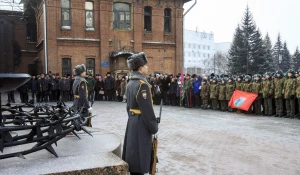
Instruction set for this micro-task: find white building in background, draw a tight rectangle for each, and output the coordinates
[215,42,231,54]
[184,29,231,75]
[184,29,215,75]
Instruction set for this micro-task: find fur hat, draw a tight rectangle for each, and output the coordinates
[127,52,148,70]
[73,64,86,75]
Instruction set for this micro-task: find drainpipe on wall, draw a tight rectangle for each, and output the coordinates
[43,0,48,73]
[183,0,197,74]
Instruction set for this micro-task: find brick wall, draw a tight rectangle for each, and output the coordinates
[37,0,186,76]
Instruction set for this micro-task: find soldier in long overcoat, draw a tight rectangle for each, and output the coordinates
[72,64,91,117]
[122,52,158,175]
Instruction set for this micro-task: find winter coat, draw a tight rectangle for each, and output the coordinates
[176,81,182,97]
[86,78,96,92]
[59,79,70,91]
[262,78,274,98]
[104,76,114,89]
[49,78,59,91]
[161,77,171,91]
[273,77,285,99]
[200,83,210,99]
[235,81,244,91]
[218,84,226,100]
[283,77,296,99]
[122,76,158,173]
[29,78,38,92]
[115,79,122,93]
[192,80,200,94]
[120,80,127,96]
[17,83,28,94]
[72,76,90,114]
[252,80,262,100]
[95,80,105,91]
[243,82,252,92]
[296,76,300,98]
[169,82,177,94]
[38,78,49,92]
[184,78,193,90]
[209,83,219,99]
[225,82,235,101]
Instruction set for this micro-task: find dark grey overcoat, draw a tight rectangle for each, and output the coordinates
[72,76,90,114]
[122,78,158,173]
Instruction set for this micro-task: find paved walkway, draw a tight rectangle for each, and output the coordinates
[2,93,300,174]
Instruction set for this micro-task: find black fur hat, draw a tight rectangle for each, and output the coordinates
[127,52,148,70]
[73,64,86,75]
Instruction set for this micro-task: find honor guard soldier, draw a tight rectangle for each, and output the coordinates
[122,52,158,175]
[72,64,92,126]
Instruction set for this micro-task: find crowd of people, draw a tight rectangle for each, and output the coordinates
[8,71,127,104]
[147,69,300,119]
[7,68,300,119]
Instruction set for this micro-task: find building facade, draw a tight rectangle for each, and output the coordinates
[0,9,37,74]
[34,0,190,77]
[184,29,215,75]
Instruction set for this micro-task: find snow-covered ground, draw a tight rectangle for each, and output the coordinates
[2,93,300,174]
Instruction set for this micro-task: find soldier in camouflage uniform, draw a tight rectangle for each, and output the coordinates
[283,69,296,118]
[226,77,235,112]
[295,69,300,118]
[273,70,285,117]
[209,77,219,110]
[218,78,227,111]
[200,79,210,109]
[252,74,263,115]
[235,75,244,91]
[184,74,193,108]
[243,75,252,113]
[262,72,274,116]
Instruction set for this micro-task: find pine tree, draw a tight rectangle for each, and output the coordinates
[292,46,300,70]
[228,6,266,75]
[228,25,247,74]
[263,33,274,72]
[249,28,266,74]
[272,34,283,71]
[281,42,291,72]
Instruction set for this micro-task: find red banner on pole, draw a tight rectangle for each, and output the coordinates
[228,90,258,111]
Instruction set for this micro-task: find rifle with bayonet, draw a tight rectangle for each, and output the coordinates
[150,99,163,175]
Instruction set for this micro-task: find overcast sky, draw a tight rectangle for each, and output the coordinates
[183,0,300,53]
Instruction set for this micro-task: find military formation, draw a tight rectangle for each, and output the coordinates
[148,69,300,119]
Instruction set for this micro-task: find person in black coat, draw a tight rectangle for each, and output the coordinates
[122,52,158,175]
[169,77,177,106]
[49,75,59,101]
[28,75,38,103]
[104,72,114,101]
[38,73,49,102]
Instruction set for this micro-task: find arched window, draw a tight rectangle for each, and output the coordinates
[144,6,152,32]
[113,3,131,30]
[86,58,95,76]
[61,0,70,26]
[164,8,171,33]
[62,58,72,76]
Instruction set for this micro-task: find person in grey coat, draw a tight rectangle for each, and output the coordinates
[122,52,158,175]
[72,64,91,117]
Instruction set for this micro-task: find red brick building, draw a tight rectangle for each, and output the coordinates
[35,0,190,77]
[0,10,37,74]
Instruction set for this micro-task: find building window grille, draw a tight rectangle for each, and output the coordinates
[144,6,152,32]
[86,58,95,76]
[85,1,94,28]
[61,0,70,27]
[164,8,171,33]
[62,58,72,76]
[113,3,131,30]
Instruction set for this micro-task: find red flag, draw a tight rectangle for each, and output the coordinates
[228,90,258,111]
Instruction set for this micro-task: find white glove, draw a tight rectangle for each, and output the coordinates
[88,107,93,112]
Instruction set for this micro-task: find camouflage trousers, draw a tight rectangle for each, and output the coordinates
[220,100,228,111]
[211,98,219,110]
[285,98,295,116]
[202,98,209,109]
[253,99,262,115]
[263,98,273,115]
[275,98,283,115]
